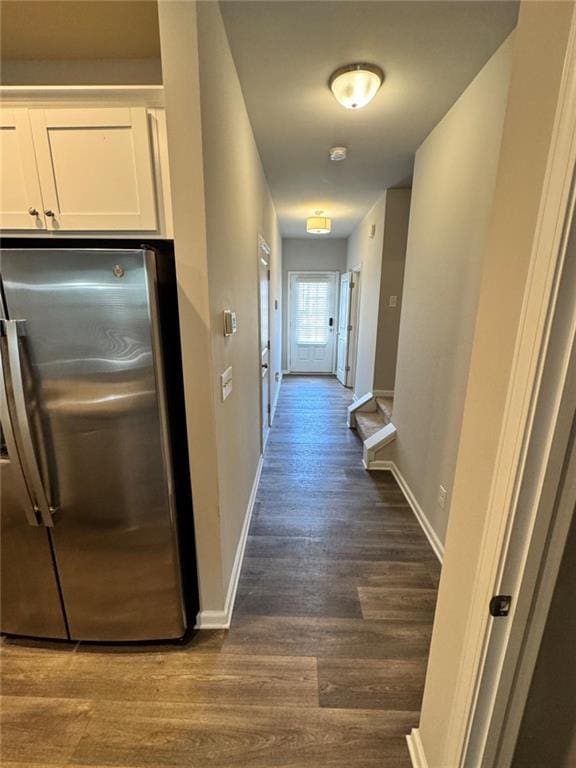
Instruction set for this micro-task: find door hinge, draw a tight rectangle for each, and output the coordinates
[489,595,512,617]
[267,340,271,350]
[347,325,353,332]
[345,365,351,372]
[267,269,271,281]
[267,403,271,414]
[350,281,355,288]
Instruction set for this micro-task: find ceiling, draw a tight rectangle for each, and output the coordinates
[0,1,160,61]
[221,1,518,238]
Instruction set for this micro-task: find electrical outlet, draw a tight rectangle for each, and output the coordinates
[438,485,447,510]
[221,366,233,401]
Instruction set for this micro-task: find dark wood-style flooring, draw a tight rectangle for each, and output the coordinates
[0,376,440,767]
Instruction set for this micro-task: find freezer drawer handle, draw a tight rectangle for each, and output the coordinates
[0,330,40,526]
[1,319,57,527]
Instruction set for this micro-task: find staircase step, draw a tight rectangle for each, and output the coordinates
[355,411,386,442]
[375,396,393,423]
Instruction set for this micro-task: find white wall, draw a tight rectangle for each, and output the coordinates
[390,36,513,544]
[282,238,347,370]
[346,194,386,397]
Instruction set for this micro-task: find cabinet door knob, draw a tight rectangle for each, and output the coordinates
[28,207,39,216]
[44,209,55,217]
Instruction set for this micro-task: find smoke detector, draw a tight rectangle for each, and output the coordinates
[329,146,348,162]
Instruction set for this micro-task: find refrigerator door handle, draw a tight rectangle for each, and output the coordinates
[0,332,41,526]
[1,319,57,527]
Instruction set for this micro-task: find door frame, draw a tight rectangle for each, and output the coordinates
[257,235,271,451]
[336,271,352,385]
[287,270,339,375]
[437,16,576,766]
[347,265,362,390]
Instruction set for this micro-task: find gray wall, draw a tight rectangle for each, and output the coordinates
[282,238,347,371]
[374,189,411,393]
[346,190,410,398]
[346,194,387,397]
[512,509,576,767]
[390,37,512,544]
[197,0,282,591]
[418,5,574,761]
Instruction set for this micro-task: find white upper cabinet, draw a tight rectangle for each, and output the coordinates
[0,108,46,230]
[29,107,157,231]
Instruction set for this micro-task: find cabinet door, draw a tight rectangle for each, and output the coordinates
[0,108,46,230]
[30,107,157,231]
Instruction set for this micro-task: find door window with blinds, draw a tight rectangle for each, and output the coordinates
[288,272,338,373]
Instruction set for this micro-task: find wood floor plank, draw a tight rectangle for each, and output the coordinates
[71,700,415,767]
[0,696,92,764]
[1,648,318,707]
[317,657,428,711]
[240,557,437,589]
[222,615,433,659]
[358,587,438,622]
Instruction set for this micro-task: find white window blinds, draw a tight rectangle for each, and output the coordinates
[296,277,330,345]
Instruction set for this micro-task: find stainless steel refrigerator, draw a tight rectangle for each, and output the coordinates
[0,246,197,642]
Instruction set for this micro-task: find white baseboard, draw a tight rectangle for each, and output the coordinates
[406,728,429,768]
[195,454,263,629]
[271,372,282,422]
[371,460,444,564]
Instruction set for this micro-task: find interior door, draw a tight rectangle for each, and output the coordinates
[336,272,352,385]
[259,241,271,447]
[29,107,157,231]
[0,108,46,230]
[289,272,338,373]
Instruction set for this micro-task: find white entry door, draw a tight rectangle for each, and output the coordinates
[336,272,352,385]
[288,272,338,373]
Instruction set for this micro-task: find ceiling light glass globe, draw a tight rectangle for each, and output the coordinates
[330,65,383,110]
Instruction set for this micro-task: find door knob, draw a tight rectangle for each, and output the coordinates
[28,207,39,216]
[262,363,269,369]
[44,209,55,217]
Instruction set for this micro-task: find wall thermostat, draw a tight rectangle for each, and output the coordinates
[223,310,237,336]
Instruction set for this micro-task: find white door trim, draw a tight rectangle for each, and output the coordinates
[287,270,339,374]
[442,14,576,766]
[336,271,352,385]
[257,234,271,452]
[348,266,362,390]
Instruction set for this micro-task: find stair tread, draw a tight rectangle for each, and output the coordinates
[375,396,393,422]
[355,411,387,441]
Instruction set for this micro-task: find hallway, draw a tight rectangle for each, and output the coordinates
[1,376,440,768]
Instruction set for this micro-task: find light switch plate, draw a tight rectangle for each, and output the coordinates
[221,366,233,401]
[389,295,398,308]
[223,310,237,336]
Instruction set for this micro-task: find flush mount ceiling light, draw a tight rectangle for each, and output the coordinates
[329,146,348,162]
[306,211,332,234]
[329,63,384,110]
